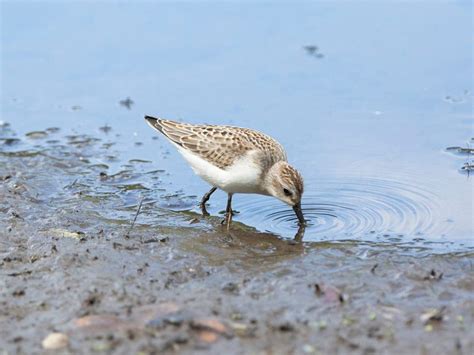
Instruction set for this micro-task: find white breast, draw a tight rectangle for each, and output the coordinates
[175,144,264,194]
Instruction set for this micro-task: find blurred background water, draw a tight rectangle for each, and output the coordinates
[1,1,472,247]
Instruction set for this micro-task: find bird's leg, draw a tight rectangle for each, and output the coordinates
[199,187,217,216]
[224,193,233,229]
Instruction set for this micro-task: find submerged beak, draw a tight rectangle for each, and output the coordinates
[293,202,306,226]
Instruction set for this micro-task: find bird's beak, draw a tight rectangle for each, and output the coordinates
[293,202,306,226]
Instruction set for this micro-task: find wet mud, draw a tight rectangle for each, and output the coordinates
[1,126,473,354]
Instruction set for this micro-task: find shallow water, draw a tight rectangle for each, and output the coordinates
[2,2,473,249]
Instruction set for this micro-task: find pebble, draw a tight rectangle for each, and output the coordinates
[25,131,48,139]
[302,344,316,353]
[42,332,69,350]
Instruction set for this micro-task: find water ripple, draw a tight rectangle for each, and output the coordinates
[235,177,449,242]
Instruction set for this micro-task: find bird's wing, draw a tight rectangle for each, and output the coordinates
[145,116,287,170]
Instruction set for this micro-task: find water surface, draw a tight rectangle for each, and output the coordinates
[1,1,472,250]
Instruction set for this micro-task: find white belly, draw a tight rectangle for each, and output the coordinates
[175,145,264,194]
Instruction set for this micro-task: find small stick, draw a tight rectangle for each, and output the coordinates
[126,197,144,239]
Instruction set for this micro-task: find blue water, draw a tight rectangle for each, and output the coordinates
[1,1,472,247]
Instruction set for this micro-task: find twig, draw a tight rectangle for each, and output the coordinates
[125,197,144,239]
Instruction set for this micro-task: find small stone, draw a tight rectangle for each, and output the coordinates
[420,307,445,324]
[74,314,123,331]
[198,330,218,343]
[26,131,48,139]
[302,344,316,353]
[229,322,247,332]
[190,318,232,338]
[1,138,20,146]
[42,332,69,350]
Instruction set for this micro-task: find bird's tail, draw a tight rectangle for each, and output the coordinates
[145,115,196,147]
[144,115,166,134]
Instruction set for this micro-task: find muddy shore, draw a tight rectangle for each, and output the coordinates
[0,127,473,354]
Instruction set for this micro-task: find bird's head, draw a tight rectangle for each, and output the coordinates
[264,161,305,225]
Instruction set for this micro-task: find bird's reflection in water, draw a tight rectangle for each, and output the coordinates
[293,224,306,242]
[223,224,306,246]
[180,222,305,268]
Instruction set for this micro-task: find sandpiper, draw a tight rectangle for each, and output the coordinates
[145,115,305,229]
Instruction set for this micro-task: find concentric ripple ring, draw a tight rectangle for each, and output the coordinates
[235,176,448,242]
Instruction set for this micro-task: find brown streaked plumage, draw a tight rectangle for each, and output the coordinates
[145,115,306,229]
[147,118,287,170]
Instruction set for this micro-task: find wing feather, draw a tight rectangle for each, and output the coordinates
[145,116,287,169]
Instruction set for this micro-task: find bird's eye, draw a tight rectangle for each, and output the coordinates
[283,188,292,197]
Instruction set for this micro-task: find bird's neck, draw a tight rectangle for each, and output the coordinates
[261,161,285,195]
